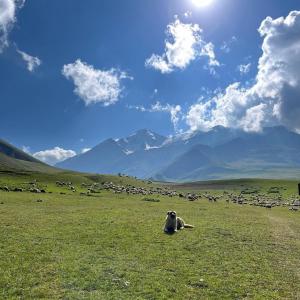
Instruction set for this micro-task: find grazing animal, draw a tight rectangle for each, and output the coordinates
[164,211,194,233]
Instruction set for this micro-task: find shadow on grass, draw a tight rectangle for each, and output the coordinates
[164,230,176,235]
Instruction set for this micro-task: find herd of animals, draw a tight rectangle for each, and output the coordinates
[0,178,299,212]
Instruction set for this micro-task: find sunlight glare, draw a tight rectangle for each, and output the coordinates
[191,0,214,7]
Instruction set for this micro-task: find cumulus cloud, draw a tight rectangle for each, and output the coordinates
[186,83,249,131]
[239,103,267,132]
[237,63,251,75]
[130,101,182,132]
[186,11,300,133]
[0,0,24,52]
[62,59,132,106]
[33,147,76,165]
[17,49,41,72]
[145,17,219,74]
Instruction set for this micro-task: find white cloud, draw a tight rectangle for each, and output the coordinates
[33,147,76,165]
[184,11,192,18]
[239,103,267,132]
[22,145,30,154]
[17,49,41,72]
[200,42,220,67]
[186,83,249,131]
[81,148,91,154]
[130,101,182,132]
[145,17,219,74]
[200,42,220,74]
[238,63,251,75]
[146,54,173,74]
[62,59,132,106]
[186,11,300,133]
[151,102,182,131]
[0,0,24,52]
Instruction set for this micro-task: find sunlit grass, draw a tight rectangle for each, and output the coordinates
[0,172,299,299]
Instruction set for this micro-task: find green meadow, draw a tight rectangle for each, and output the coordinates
[0,171,299,299]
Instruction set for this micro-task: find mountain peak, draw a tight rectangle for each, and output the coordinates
[211,125,227,131]
[135,128,150,134]
[131,129,161,138]
[117,129,166,152]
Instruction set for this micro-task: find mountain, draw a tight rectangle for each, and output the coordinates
[0,139,57,173]
[155,144,224,181]
[56,126,300,181]
[116,129,166,152]
[57,129,167,176]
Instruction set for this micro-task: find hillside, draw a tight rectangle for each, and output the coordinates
[0,139,58,173]
[0,139,42,163]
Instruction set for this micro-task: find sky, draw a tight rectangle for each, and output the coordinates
[1,0,300,164]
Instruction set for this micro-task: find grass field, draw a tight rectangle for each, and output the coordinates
[0,171,300,299]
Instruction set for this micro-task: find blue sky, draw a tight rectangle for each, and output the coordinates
[1,0,300,164]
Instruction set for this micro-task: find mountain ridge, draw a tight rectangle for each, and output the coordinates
[56,126,300,181]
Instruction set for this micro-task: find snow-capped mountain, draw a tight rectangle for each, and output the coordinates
[56,126,300,181]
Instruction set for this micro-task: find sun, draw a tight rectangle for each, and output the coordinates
[191,0,214,7]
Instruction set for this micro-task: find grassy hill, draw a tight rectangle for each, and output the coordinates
[0,139,41,163]
[0,139,59,173]
[0,152,59,173]
[0,171,299,299]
